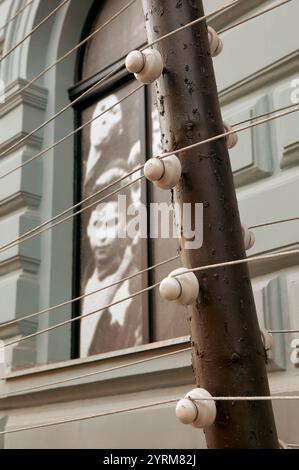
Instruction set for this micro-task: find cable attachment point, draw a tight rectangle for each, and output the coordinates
[176,388,217,428]
[159,268,199,306]
[223,121,238,149]
[260,329,274,352]
[208,26,223,57]
[241,224,255,250]
[144,155,181,189]
[125,49,163,84]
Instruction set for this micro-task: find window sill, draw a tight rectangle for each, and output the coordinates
[0,337,192,405]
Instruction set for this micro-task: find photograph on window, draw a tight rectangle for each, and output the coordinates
[79,85,146,357]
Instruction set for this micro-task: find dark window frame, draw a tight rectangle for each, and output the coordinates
[69,2,152,358]
[69,0,188,359]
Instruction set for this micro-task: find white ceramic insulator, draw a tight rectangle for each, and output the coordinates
[125,50,145,74]
[260,329,274,352]
[223,122,238,149]
[144,158,165,182]
[208,26,223,57]
[144,155,181,189]
[241,224,255,250]
[175,398,198,425]
[159,267,199,306]
[176,388,216,429]
[125,49,163,84]
[159,277,182,302]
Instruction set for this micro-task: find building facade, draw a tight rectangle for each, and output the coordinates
[0,0,299,448]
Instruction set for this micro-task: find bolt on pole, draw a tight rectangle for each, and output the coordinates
[142,0,279,448]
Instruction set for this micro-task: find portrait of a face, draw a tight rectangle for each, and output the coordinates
[79,87,145,358]
[85,94,123,184]
[87,190,129,278]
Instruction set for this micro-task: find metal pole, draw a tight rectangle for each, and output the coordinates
[142,0,279,448]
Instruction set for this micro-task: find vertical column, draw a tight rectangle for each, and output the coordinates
[142,0,278,448]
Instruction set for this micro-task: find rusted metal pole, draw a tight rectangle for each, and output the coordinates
[142,0,279,448]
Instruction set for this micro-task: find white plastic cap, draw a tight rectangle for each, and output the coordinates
[260,329,274,352]
[213,38,223,56]
[208,26,223,57]
[176,388,216,429]
[160,268,199,306]
[125,50,145,74]
[241,224,255,250]
[126,48,163,84]
[223,122,238,149]
[144,158,165,182]
[144,155,181,189]
[159,277,182,302]
[175,398,198,425]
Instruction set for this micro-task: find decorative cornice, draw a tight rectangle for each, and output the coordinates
[0,131,43,157]
[0,191,41,218]
[0,78,48,119]
[234,165,272,188]
[0,342,193,407]
[219,50,299,106]
[0,255,40,277]
[0,318,37,342]
[248,243,299,278]
[281,141,299,169]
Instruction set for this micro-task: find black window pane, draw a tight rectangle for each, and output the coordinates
[83,0,147,79]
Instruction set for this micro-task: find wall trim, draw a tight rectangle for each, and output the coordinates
[219,50,299,106]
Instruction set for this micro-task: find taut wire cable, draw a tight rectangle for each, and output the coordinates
[269,329,299,334]
[159,104,299,160]
[1,214,298,330]
[2,0,285,130]
[0,84,144,179]
[175,247,299,277]
[3,245,299,350]
[0,0,70,64]
[0,2,297,343]
[0,0,242,161]
[249,216,299,230]
[3,0,137,100]
[0,0,296,440]
[1,395,299,436]
[1,93,298,181]
[1,330,298,397]
[0,0,35,34]
[0,254,179,329]
[1,100,299,254]
[0,63,124,161]
[218,0,292,34]
[232,101,298,128]
[1,278,161,350]
[0,173,144,253]
[141,0,241,51]
[0,399,179,436]
[0,0,290,173]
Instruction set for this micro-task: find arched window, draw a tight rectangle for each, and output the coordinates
[70,0,189,359]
